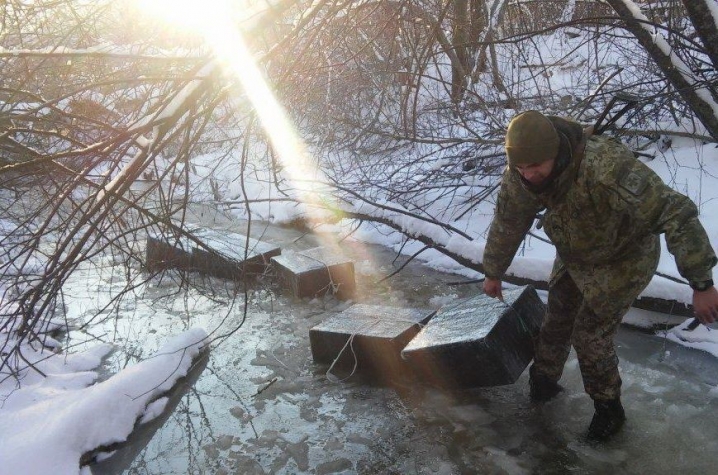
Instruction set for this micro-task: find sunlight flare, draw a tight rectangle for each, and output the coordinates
[134,0,327,211]
[133,0,357,281]
[133,0,232,32]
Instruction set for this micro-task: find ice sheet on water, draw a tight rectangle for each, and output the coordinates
[444,404,495,426]
[568,442,628,465]
[484,446,530,475]
[665,402,702,421]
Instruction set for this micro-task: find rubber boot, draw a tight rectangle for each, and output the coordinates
[529,365,563,402]
[587,398,626,441]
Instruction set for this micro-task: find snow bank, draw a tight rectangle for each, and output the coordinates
[0,329,207,475]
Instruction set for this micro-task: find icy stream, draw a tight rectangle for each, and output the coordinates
[68,209,718,475]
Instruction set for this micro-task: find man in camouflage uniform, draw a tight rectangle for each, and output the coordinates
[482,110,718,440]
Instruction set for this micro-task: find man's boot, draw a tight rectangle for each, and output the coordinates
[529,365,563,402]
[587,398,626,441]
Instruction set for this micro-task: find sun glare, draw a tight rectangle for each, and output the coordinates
[133,0,230,32]
[134,0,323,189]
[135,0,383,299]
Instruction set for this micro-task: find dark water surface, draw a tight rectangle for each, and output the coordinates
[85,210,718,475]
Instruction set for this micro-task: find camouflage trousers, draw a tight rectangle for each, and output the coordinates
[532,238,659,400]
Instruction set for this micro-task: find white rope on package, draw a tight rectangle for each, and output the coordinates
[324,315,430,384]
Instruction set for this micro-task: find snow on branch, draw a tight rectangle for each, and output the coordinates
[99,61,218,201]
[615,0,718,120]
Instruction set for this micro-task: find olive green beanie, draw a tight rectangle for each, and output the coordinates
[505,110,560,167]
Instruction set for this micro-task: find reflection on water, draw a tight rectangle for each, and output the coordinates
[83,219,718,474]
[88,351,210,473]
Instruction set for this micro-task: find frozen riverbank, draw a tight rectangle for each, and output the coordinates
[86,222,718,475]
[3,206,717,475]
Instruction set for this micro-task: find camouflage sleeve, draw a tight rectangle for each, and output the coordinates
[482,167,543,279]
[602,144,717,283]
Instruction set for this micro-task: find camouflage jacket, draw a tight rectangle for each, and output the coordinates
[483,134,717,289]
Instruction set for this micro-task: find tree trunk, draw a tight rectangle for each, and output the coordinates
[451,0,470,103]
[606,0,718,140]
[681,0,718,77]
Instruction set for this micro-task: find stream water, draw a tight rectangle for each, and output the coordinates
[75,206,718,475]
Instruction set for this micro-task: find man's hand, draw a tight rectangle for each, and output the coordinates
[693,286,718,324]
[483,277,504,302]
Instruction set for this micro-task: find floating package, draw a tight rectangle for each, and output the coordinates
[401,285,545,389]
[271,246,356,300]
[190,229,280,280]
[145,232,192,272]
[310,304,435,384]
